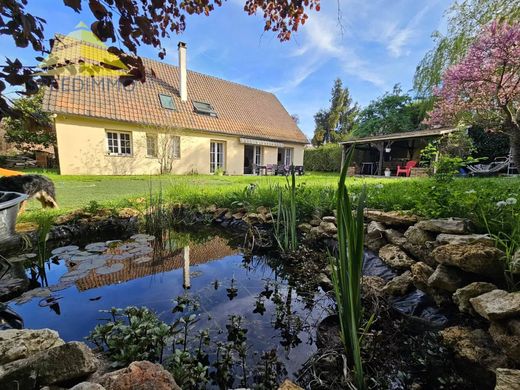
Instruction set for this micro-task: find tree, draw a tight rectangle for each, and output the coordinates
[426,21,520,168]
[354,85,427,138]
[0,0,321,118]
[414,0,520,95]
[2,89,54,152]
[311,78,358,146]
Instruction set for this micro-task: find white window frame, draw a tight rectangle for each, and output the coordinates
[146,134,158,157]
[171,135,181,160]
[106,131,132,156]
[253,145,263,174]
[210,141,225,173]
[284,148,293,166]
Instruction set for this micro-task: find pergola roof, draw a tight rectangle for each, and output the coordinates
[339,127,458,145]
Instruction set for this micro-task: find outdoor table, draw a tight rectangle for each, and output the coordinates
[256,165,267,175]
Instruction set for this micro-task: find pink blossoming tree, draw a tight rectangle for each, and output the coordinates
[427,21,520,168]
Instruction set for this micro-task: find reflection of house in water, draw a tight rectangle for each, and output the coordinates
[74,237,237,291]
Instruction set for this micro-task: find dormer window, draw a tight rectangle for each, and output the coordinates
[159,94,175,110]
[193,101,217,117]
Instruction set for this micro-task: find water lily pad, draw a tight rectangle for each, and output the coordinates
[96,263,124,275]
[85,242,108,252]
[131,234,155,242]
[51,245,80,255]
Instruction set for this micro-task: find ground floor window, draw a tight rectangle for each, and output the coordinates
[106,131,132,156]
[171,135,181,160]
[146,134,158,157]
[277,147,293,165]
[210,141,225,173]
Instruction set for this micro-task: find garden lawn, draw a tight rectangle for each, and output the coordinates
[15,169,519,236]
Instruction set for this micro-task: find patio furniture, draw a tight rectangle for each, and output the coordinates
[294,165,305,175]
[396,161,417,177]
[467,157,511,176]
[265,164,274,175]
[361,162,376,175]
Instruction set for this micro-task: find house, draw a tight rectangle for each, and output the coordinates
[43,34,308,175]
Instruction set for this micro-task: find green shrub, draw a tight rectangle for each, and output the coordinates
[303,144,342,172]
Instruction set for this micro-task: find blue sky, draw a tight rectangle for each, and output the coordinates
[0,0,451,138]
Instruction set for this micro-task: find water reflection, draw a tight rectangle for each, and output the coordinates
[6,228,332,381]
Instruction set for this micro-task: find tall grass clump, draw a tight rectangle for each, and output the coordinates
[273,168,298,252]
[330,148,369,389]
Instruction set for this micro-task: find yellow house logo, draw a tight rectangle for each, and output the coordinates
[35,22,131,78]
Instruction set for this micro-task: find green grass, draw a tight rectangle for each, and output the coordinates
[15,168,519,237]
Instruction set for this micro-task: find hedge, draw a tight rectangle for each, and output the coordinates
[303,144,342,172]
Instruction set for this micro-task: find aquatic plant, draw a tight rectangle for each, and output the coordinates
[330,147,370,389]
[87,306,171,366]
[481,200,519,291]
[273,167,298,252]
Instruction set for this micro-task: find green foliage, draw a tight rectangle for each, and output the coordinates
[311,78,359,145]
[273,169,298,252]
[354,85,427,137]
[303,144,342,172]
[481,198,520,290]
[3,89,54,151]
[87,306,171,367]
[414,0,520,95]
[469,127,510,162]
[330,148,370,389]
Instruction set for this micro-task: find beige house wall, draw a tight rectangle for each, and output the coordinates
[55,116,305,175]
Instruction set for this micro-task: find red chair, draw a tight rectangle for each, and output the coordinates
[396,161,417,177]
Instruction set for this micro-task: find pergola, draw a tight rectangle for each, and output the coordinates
[339,127,458,175]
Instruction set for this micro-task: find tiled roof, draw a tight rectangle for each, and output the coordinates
[43,35,309,144]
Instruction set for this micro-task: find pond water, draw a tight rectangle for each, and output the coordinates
[5,228,333,382]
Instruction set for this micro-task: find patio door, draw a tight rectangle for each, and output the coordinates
[244,145,263,174]
[210,141,225,173]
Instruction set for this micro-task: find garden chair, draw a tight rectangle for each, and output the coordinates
[396,161,417,177]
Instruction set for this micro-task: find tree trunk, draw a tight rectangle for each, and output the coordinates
[510,129,520,170]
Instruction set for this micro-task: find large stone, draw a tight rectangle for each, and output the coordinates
[71,383,106,390]
[278,379,303,390]
[298,223,312,233]
[436,233,493,246]
[364,209,418,226]
[384,229,406,246]
[0,328,65,365]
[401,239,437,266]
[322,216,336,224]
[432,243,504,276]
[97,361,180,390]
[410,262,434,291]
[404,226,436,246]
[378,244,415,269]
[490,319,520,363]
[319,221,337,235]
[440,326,509,377]
[495,368,520,390]
[361,276,386,297]
[452,282,497,314]
[427,264,464,293]
[0,341,98,389]
[415,218,471,234]
[382,271,413,296]
[410,261,451,306]
[365,221,387,251]
[470,290,520,321]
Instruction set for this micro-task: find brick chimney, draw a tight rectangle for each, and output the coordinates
[178,42,187,102]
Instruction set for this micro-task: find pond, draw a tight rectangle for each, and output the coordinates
[4,227,333,385]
